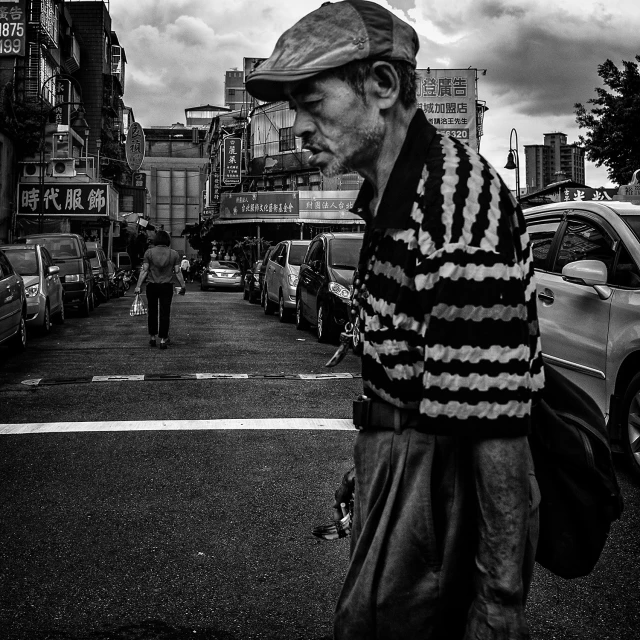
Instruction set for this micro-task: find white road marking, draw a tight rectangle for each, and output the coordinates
[0,418,355,435]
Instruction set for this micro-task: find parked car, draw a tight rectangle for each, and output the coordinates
[296,232,363,342]
[0,244,64,333]
[201,260,243,291]
[243,260,263,303]
[86,242,110,304]
[263,239,311,321]
[0,248,27,351]
[20,233,95,317]
[113,251,132,271]
[259,246,277,307]
[524,197,640,476]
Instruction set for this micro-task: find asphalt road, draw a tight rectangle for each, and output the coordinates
[0,284,638,640]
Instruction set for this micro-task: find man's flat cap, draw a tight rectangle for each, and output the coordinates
[245,1,419,102]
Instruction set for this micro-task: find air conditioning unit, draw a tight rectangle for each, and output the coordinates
[19,161,46,179]
[49,158,76,178]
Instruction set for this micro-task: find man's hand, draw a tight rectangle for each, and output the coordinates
[178,287,186,296]
[332,466,356,521]
[134,287,141,294]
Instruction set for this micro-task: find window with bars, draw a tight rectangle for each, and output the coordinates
[279,126,296,152]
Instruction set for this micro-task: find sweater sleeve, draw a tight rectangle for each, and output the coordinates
[416,243,532,437]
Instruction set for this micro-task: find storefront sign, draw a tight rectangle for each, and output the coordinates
[415,69,477,149]
[298,191,361,221]
[562,188,618,202]
[53,79,70,126]
[126,122,145,171]
[222,137,242,185]
[0,0,26,57]
[18,183,112,218]
[219,191,298,219]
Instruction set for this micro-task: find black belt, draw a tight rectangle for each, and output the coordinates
[353,395,422,433]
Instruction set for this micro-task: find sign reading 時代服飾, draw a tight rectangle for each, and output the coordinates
[0,0,26,57]
[415,69,477,150]
[18,183,112,218]
[219,192,298,219]
[222,137,242,185]
[126,122,145,171]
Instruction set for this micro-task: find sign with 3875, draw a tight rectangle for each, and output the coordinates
[0,0,26,57]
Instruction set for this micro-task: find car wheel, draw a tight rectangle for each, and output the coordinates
[278,292,289,323]
[41,302,51,334]
[264,288,277,315]
[80,294,91,317]
[296,296,308,330]
[621,372,640,478]
[260,285,267,308]
[53,302,65,325]
[12,313,27,352]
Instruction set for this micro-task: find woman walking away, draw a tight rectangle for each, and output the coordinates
[134,230,186,349]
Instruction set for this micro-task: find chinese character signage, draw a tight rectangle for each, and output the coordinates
[299,191,362,222]
[126,122,145,171]
[18,183,112,218]
[219,192,298,219]
[415,69,477,149]
[223,137,242,185]
[0,0,26,57]
[53,79,70,126]
[562,188,618,202]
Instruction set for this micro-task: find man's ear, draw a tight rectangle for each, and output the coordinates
[367,61,401,109]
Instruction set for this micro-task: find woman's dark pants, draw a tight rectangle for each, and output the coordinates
[145,283,173,339]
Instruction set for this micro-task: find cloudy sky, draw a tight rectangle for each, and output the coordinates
[109,0,640,190]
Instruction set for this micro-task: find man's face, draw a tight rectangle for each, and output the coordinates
[287,74,384,178]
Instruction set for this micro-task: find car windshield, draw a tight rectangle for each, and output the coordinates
[328,238,361,269]
[4,249,38,276]
[28,237,80,259]
[210,261,239,270]
[289,244,308,266]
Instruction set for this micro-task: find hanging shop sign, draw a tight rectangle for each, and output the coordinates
[219,191,298,220]
[298,191,362,222]
[0,0,26,56]
[126,122,145,171]
[415,68,477,150]
[18,183,115,219]
[222,137,242,185]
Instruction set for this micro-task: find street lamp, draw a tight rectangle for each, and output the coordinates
[504,127,520,202]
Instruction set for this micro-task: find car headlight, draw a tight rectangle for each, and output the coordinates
[65,274,85,283]
[25,284,39,298]
[328,282,350,299]
[288,274,299,287]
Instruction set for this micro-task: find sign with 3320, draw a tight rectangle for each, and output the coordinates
[0,0,26,57]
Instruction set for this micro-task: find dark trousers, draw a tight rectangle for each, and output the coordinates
[146,282,173,339]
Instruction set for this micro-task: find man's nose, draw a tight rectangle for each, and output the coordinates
[292,110,314,140]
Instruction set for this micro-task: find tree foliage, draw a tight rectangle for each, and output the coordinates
[575,56,640,186]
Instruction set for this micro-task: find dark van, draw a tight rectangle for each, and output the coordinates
[296,232,363,342]
[21,233,95,316]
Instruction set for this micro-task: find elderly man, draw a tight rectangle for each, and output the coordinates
[247,2,544,639]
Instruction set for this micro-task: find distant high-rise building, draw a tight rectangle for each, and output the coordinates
[524,132,586,192]
[225,69,247,111]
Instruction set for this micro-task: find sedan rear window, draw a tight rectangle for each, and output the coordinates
[288,244,308,266]
[4,249,38,276]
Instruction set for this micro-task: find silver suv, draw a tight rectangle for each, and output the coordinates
[263,239,310,322]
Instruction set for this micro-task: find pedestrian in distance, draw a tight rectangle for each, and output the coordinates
[134,229,186,350]
[180,255,190,283]
[247,2,545,639]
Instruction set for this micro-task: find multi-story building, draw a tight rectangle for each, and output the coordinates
[524,132,586,192]
[0,0,129,249]
[224,69,247,112]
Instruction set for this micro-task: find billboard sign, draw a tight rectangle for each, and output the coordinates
[298,191,362,222]
[18,183,112,218]
[415,69,477,150]
[222,137,242,185]
[562,188,618,202]
[126,122,145,171]
[219,192,298,220]
[0,0,26,57]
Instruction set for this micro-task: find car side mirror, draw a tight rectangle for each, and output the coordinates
[562,259,612,300]
[48,265,60,275]
[87,250,97,259]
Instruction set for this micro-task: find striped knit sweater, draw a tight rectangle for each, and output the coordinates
[351,110,545,437]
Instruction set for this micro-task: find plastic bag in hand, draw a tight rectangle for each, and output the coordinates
[130,293,147,316]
